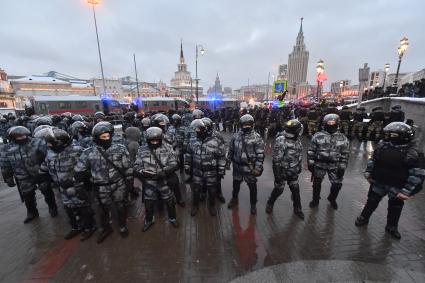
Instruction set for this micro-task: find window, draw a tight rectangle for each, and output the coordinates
[161,101,167,106]
[59,102,71,109]
[95,104,100,111]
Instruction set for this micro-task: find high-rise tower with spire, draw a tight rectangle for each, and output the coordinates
[170,40,202,98]
[287,18,309,86]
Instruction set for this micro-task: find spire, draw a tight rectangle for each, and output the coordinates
[216,72,219,80]
[299,17,303,33]
[180,39,184,64]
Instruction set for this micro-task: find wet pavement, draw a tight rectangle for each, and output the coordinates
[1,136,424,283]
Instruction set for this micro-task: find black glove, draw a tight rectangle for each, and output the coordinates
[336,168,345,178]
[225,161,231,170]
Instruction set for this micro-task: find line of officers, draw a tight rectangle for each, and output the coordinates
[0,107,424,244]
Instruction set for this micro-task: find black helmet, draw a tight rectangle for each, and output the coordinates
[191,119,208,140]
[202,117,213,135]
[0,117,7,123]
[33,125,52,137]
[372,106,383,112]
[92,121,114,148]
[45,128,72,152]
[392,105,402,111]
[342,105,349,110]
[51,114,61,124]
[61,112,72,119]
[124,112,135,122]
[283,119,303,139]
[239,114,254,133]
[151,114,169,131]
[71,114,84,122]
[70,121,89,137]
[323,114,340,134]
[192,109,204,119]
[146,126,163,148]
[124,126,141,142]
[357,107,365,111]
[141,117,151,129]
[34,116,53,127]
[383,122,414,145]
[8,126,31,143]
[92,121,114,138]
[171,114,182,125]
[94,111,106,121]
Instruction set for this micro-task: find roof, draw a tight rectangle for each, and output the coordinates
[12,76,69,84]
[33,95,100,102]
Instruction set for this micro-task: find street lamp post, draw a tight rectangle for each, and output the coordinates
[383,63,390,93]
[316,59,325,102]
[195,44,205,104]
[393,37,409,88]
[87,0,106,97]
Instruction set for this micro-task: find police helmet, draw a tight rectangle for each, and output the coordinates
[192,109,204,119]
[92,121,114,138]
[383,122,414,145]
[8,126,31,141]
[283,119,303,138]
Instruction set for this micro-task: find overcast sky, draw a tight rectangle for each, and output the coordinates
[1,0,424,90]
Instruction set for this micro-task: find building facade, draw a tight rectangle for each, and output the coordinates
[0,68,15,108]
[331,80,351,95]
[170,42,202,100]
[207,73,223,97]
[287,18,309,87]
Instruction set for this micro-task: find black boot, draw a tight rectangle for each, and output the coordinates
[40,184,58,217]
[385,198,404,239]
[290,184,304,220]
[166,200,179,228]
[248,183,258,216]
[355,192,381,226]
[228,180,241,209]
[309,178,322,208]
[97,227,113,244]
[208,189,217,217]
[23,193,39,224]
[191,189,200,216]
[327,184,342,210]
[143,200,155,232]
[64,207,81,240]
[116,205,129,238]
[216,181,226,204]
[79,207,96,241]
[266,187,284,214]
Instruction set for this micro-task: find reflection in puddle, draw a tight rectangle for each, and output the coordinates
[231,209,268,271]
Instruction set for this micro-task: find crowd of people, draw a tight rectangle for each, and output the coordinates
[362,78,425,101]
[0,102,424,245]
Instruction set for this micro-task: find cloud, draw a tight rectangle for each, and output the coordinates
[0,0,424,90]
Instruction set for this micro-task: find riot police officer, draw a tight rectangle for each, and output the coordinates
[351,107,367,140]
[1,126,58,223]
[134,127,179,231]
[307,114,350,210]
[74,122,133,243]
[266,119,305,219]
[226,114,265,215]
[389,105,405,123]
[339,106,352,137]
[185,119,226,216]
[40,129,96,241]
[307,106,320,136]
[355,122,425,239]
[367,106,385,141]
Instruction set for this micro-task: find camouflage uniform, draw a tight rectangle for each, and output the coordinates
[267,135,303,209]
[307,109,320,136]
[307,130,349,206]
[339,109,352,137]
[74,144,132,233]
[185,133,226,213]
[40,144,95,234]
[227,130,265,207]
[367,108,385,140]
[351,109,367,139]
[1,137,57,219]
[0,119,9,143]
[182,111,193,128]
